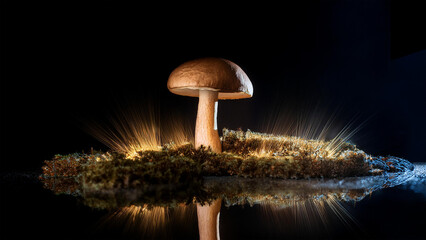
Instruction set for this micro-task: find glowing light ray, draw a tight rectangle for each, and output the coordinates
[261,194,361,236]
[103,205,169,235]
[317,109,339,141]
[324,195,361,231]
[312,198,329,229]
[325,115,370,157]
[86,105,193,158]
[260,102,368,161]
[97,204,195,238]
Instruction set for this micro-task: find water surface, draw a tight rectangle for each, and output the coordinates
[1,164,425,240]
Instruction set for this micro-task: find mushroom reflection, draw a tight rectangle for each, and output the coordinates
[197,199,222,240]
[41,169,413,239]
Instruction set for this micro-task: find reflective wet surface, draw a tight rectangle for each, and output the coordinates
[1,164,425,240]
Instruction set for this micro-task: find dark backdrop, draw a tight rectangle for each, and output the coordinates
[1,0,426,172]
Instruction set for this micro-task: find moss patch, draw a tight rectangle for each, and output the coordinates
[41,129,410,191]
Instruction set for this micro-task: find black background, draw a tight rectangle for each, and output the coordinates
[1,1,426,240]
[1,0,426,171]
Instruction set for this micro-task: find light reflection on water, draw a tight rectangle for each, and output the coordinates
[38,164,424,240]
[399,163,426,197]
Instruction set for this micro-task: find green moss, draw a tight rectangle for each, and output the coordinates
[39,128,414,210]
[40,129,382,191]
[81,149,203,191]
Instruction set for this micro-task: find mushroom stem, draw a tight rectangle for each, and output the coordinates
[195,90,222,240]
[195,90,221,153]
[197,199,222,240]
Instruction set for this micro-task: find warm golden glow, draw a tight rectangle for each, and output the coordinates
[86,106,194,159]
[98,204,195,237]
[259,106,369,159]
[261,194,360,233]
[243,131,360,161]
[118,205,168,230]
[324,117,367,158]
[84,99,367,162]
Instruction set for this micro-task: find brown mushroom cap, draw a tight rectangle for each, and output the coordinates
[167,58,253,99]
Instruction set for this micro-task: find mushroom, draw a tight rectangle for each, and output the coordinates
[168,57,253,240]
[196,199,222,240]
[167,57,253,153]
